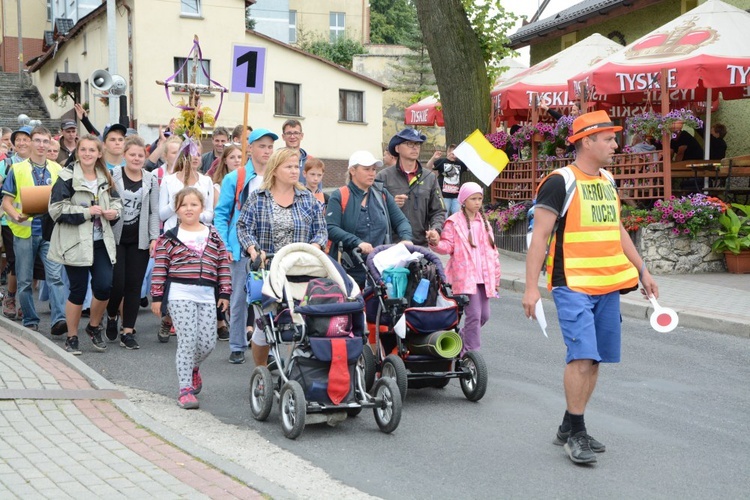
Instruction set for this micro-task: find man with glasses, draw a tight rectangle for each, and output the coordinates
[1,127,67,335]
[281,119,310,185]
[376,128,445,247]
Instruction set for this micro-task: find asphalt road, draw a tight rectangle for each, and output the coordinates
[25,290,750,499]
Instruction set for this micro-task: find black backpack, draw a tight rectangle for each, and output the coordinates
[404,259,439,307]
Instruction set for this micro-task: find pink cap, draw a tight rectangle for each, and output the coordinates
[458,182,483,205]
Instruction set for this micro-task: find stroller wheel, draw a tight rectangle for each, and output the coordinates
[459,351,488,402]
[372,377,402,433]
[381,354,408,402]
[249,366,274,421]
[280,381,306,439]
[359,345,376,392]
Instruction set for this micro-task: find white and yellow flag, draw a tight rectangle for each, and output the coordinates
[453,129,509,187]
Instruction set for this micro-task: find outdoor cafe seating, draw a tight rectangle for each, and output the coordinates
[490,152,750,206]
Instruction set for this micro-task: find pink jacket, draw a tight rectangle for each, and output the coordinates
[430,213,501,297]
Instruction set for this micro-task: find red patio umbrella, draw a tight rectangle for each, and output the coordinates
[404,96,444,127]
[492,33,623,119]
[567,0,750,157]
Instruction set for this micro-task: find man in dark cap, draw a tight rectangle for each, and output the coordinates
[376,128,445,246]
[57,120,78,165]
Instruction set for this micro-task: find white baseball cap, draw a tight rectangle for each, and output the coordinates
[348,150,383,168]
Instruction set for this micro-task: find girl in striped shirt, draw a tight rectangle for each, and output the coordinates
[151,187,231,409]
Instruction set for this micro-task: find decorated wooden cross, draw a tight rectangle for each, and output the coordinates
[155,35,228,138]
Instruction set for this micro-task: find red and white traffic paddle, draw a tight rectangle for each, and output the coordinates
[648,296,678,333]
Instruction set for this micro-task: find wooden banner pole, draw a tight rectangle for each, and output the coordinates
[241,93,249,164]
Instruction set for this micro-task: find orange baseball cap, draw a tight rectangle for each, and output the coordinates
[567,110,622,143]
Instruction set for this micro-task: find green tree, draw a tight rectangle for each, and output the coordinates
[245,6,256,30]
[299,36,366,70]
[413,0,517,145]
[392,27,436,100]
[370,0,418,45]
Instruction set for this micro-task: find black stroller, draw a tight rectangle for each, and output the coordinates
[352,243,488,402]
[246,243,402,439]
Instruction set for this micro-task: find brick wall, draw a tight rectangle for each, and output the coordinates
[0,37,45,73]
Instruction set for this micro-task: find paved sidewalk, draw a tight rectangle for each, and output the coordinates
[0,328,269,499]
[498,250,750,338]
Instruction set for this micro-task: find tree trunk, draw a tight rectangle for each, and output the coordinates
[414,0,491,146]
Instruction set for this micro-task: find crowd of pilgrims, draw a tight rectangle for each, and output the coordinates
[0,114,501,409]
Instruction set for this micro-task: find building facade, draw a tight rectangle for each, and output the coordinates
[26,0,384,185]
[252,0,369,45]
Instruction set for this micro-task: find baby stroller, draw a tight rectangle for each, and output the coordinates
[246,243,402,439]
[354,243,488,402]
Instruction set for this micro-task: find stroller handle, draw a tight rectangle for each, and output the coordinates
[364,243,447,283]
[245,250,275,274]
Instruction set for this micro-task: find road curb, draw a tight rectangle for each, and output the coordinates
[498,251,750,338]
[0,315,294,499]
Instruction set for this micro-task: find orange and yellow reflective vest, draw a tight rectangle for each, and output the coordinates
[543,166,638,295]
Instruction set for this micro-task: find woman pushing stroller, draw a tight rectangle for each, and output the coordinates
[427,182,501,353]
[326,151,413,288]
[236,147,328,368]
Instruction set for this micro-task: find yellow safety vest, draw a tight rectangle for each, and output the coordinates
[8,159,61,239]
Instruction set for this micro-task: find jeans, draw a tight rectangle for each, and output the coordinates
[229,257,249,353]
[141,257,154,299]
[445,197,461,217]
[14,235,66,327]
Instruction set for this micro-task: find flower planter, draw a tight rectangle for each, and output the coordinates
[723,251,750,274]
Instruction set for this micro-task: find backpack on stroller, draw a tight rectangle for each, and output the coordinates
[353,243,488,402]
[247,243,402,439]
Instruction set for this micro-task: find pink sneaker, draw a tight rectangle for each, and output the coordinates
[178,388,199,409]
[192,367,202,395]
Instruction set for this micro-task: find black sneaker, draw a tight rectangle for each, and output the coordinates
[158,319,171,343]
[140,296,149,308]
[217,325,229,341]
[554,427,606,453]
[120,333,140,350]
[229,351,245,364]
[64,336,82,355]
[81,308,90,318]
[85,323,107,352]
[50,320,68,337]
[106,316,119,342]
[564,431,597,464]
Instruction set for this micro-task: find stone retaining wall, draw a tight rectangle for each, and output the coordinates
[639,223,726,274]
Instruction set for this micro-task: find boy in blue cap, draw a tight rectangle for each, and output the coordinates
[214,128,277,364]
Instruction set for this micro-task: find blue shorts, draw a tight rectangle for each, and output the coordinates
[551,287,622,364]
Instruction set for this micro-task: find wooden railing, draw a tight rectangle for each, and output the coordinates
[491,153,671,204]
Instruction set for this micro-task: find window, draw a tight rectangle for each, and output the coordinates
[275,82,300,116]
[561,32,577,50]
[681,0,698,13]
[173,57,211,92]
[289,11,297,44]
[181,0,201,17]
[330,12,345,42]
[47,1,52,21]
[339,90,364,123]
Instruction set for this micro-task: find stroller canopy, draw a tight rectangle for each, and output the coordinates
[263,243,360,302]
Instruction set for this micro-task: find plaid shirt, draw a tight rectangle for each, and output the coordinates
[236,187,327,254]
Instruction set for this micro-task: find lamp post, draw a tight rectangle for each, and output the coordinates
[16,0,23,84]
[107,0,118,124]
